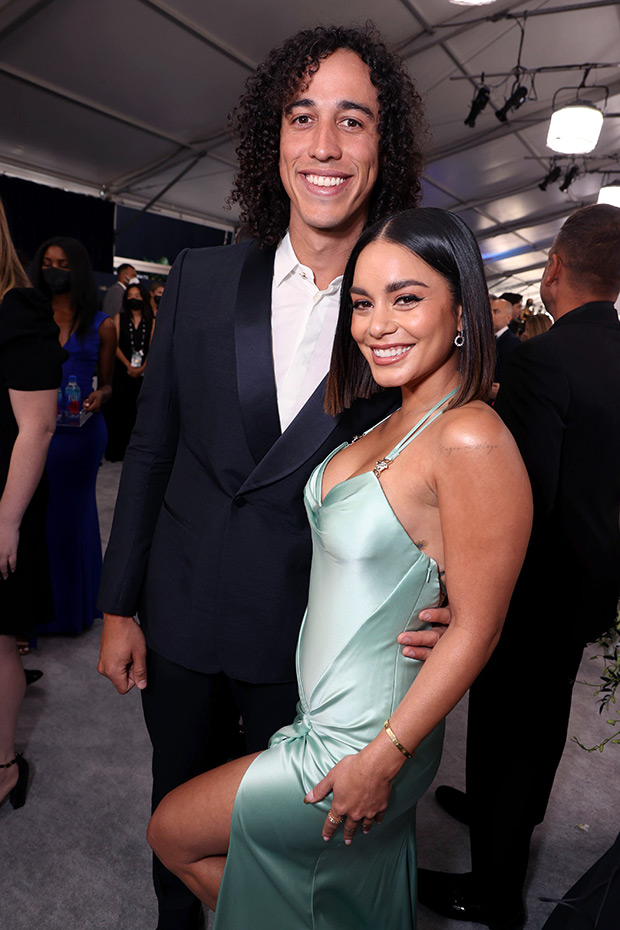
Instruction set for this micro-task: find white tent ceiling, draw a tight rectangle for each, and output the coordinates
[1,0,619,298]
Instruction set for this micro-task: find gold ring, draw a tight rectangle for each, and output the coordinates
[328,810,344,825]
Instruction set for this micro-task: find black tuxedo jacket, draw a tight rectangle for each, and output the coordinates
[493,327,521,383]
[495,301,620,644]
[98,242,397,682]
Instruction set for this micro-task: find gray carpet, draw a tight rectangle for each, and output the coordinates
[1,459,618,930]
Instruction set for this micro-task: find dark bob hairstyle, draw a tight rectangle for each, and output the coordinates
[31,236,99,339]
[227,23,428,246]
[325,208,495,415]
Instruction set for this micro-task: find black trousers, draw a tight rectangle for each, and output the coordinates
[141,648,300,930]
[465,601,586,904]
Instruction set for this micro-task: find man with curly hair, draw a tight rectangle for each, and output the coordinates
[98,24,428,929]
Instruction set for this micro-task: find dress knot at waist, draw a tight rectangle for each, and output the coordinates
[268,710,312,748]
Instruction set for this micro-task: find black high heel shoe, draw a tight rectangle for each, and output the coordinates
[0,754,30,809]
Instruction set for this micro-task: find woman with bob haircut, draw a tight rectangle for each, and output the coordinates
[147,208,532,929]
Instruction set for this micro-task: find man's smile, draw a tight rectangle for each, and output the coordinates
[302,173,348,188]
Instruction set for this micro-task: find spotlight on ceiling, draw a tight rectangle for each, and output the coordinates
[450,0,498,5]
[464,85,491,128]
[598,182,620,207]
[547,103,604,154]
[495,85,528,123]
[559,165,580,192]
[538,165,562,191]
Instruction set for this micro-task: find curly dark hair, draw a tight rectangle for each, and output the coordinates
[227,24,428,246]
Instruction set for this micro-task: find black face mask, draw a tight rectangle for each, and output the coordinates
[126,299,144,310]
[153,295,162,306]
[42,266,72,294]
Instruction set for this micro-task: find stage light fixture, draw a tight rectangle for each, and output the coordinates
[464,85,491,128]
[598,182,620,207]
[547,103,603,154]
[538,165,562,191]
[495,84,528,123]
[559,165,580,192]
[450,1,498,5]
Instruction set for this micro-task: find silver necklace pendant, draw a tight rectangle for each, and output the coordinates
[373,457,392,477]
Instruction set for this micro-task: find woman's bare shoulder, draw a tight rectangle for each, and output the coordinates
[435,401,518,463]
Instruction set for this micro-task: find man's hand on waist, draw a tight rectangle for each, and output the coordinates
[397,606,452,660]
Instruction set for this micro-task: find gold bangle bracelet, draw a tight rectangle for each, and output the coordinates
[383,719,414,759]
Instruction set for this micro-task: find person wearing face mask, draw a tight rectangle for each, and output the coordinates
[104,283,154,462]
[30,237,116,636]
[102,263,139,317]
[149,281,165,317]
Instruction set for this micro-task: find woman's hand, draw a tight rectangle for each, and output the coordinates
[0,518,19,580]
[305,742,401,845]
[83,389,105,412]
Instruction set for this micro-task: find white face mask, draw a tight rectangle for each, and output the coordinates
[127,276,140,286]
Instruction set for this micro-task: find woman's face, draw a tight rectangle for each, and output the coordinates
[41,244,72,295]
[42,244,69,270]
[127,286,143,304]
[349,240,462,393]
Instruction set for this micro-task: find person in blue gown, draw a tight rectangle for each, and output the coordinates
[147,209,533,928]
[30,237,116,636]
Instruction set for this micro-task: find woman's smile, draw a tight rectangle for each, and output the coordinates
[369,343,415,364]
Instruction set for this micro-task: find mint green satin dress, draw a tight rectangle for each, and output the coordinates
[213,393,455,929]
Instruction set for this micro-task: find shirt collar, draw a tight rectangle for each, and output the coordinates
[495,325,509,338]
[273,231,342,293]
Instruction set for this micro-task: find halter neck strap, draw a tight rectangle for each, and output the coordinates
[386,386,458,461]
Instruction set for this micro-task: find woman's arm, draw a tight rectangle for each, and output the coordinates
[0,388,57,579]
[84,316,117,412]
[309,406,532,842]
[114,313,132,370]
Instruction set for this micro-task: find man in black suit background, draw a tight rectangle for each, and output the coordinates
[418,204,620,930]
[500,291,524,335]
[97,25,429,930]
[489,297,521,401]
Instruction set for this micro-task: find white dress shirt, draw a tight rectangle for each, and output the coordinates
[495,325,509,339]
[271,232,342,431]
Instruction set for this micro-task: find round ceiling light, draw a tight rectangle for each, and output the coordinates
[546,103,604,155]
[598,183,620,207]
[450,1,497,5]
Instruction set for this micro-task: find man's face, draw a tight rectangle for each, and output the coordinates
[120,266,136,286]
[279,49,380,240]
[539,252,556,315]
[491,299,513,333]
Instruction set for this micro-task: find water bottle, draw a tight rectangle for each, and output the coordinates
[56,387,63,423]
[65,375,81,423]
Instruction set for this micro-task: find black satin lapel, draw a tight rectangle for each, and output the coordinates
[234,242,281,463]
[238,375,338,493]
[238,385,400,495]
